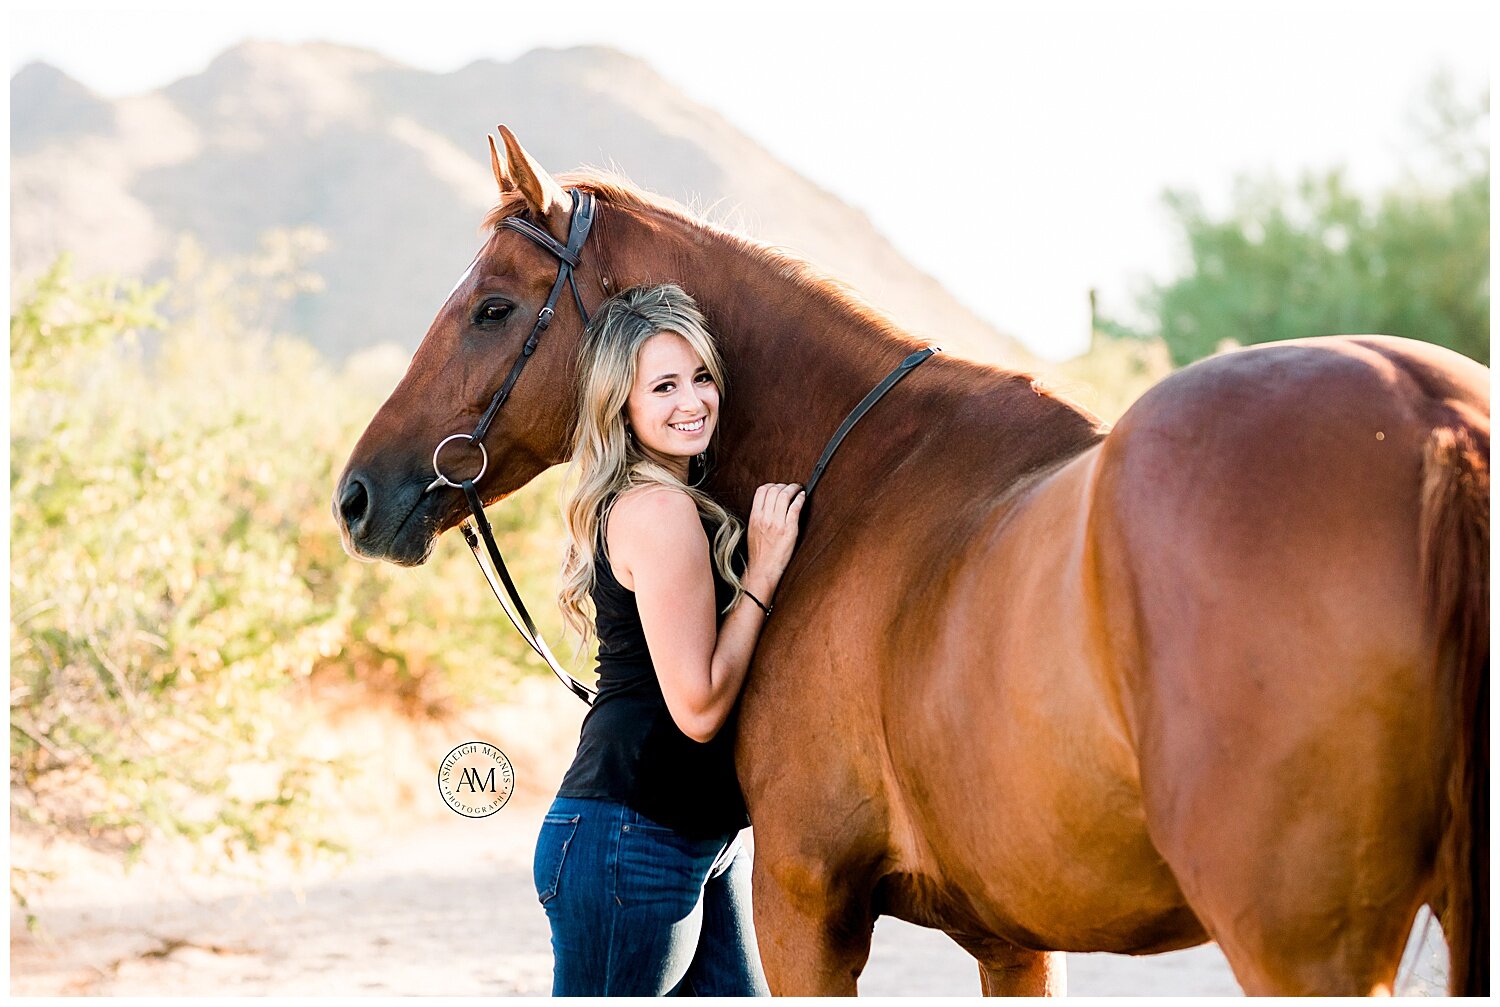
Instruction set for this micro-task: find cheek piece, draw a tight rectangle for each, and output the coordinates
[426,189,600,705]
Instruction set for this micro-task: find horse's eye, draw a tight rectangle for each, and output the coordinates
[475,299,513,325]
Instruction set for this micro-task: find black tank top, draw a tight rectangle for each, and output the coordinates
[555,499,749,839]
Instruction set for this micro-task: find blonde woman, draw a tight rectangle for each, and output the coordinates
[536,283,802,995]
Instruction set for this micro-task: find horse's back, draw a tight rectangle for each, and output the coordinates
[1088,334,1488,992]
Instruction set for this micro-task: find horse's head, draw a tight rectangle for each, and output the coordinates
[334,127,606,565]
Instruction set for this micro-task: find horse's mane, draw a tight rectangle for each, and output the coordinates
[481,169,911,346]
[481,169,1096,428]
[484,169,1105,489]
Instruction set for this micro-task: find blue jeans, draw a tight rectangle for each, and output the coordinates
[533,795,769,996]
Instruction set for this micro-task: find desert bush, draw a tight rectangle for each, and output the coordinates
[10,243,581,915]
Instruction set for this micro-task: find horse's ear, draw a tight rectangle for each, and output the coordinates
[497,125,568,232]
[488,135,517,195]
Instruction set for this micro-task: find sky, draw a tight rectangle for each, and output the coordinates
[8,0,1491,360]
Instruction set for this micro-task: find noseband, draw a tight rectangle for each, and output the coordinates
[424,186,939,708]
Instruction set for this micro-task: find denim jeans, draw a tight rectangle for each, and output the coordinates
[533,795,770,996]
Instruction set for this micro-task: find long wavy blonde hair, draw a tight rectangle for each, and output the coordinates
[558,283,745,648]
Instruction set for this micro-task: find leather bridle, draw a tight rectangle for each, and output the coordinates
[424,187,938,706]
[424,188,600,704]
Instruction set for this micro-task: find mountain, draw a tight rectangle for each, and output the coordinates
[11,41,1025,363]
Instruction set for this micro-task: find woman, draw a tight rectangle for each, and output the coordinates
[535,282,803,996]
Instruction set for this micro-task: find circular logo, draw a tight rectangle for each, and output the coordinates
[437,741,515,818]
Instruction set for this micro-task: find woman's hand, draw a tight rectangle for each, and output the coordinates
[744,483,805,595]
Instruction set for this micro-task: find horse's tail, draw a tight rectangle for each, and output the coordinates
[1419,423,1489,996]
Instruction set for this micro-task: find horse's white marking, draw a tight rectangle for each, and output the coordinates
[445,247,483,300]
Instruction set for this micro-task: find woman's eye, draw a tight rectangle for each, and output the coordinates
[475,300,513,325]
[695,372,713,384]
[654,382,674,393]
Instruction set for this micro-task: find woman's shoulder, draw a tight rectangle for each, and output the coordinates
[608,484,701,538]
[604,485,709,589]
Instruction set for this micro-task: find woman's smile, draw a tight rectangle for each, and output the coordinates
[661,410,713,450]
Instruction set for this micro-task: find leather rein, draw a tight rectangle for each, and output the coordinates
[425,188,938,706]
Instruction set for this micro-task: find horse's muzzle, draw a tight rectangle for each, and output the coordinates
[333,468,438,566]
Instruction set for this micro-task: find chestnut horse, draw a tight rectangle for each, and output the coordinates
[334,127,1488,995]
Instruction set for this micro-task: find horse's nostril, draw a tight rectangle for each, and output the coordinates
[339,476,370,529]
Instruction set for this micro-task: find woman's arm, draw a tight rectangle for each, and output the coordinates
[608,483,802,742]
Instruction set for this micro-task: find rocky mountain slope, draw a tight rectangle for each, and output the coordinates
[12,41,1023,363]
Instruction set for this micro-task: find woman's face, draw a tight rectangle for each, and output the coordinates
[624,331,718,477]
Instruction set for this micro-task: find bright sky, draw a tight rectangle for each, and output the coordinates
[9,0,1490,360]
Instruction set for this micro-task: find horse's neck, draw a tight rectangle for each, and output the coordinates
[603,201,1102,526]
[610,205,930,510]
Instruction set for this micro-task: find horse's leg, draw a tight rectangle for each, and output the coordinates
[735,617,897,994]
[750,851,876,995]
[1148,761,1427,996]
[977,952,1065,997]
[950,933,1065,996]
[1119,595,1437,993]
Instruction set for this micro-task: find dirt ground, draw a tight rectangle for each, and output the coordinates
[10,680,1449,996]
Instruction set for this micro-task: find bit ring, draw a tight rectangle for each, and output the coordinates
[426,433,488,493]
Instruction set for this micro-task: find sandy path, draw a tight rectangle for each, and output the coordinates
[10,681,1449,996]
[11,795,1447,996]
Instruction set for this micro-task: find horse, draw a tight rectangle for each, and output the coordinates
[333,126,1488,996]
